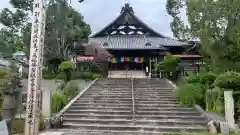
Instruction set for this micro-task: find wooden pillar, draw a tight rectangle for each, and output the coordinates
[149,58,152,78]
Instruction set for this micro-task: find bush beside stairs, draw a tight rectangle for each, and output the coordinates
[59,78,208,134]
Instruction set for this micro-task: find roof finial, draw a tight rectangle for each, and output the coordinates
[121,2,134,14]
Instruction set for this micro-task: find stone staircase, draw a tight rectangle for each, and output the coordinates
[59,78,208,134]
[133,79,208,132]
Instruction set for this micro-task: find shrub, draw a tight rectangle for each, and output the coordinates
[12,119,24,134]
[176,83,204,107]
[43,68,57,79]
[184,74,201,84]
[72,72,101,80]
[185,72,217,87]
[205,87,223,112]
[0,68,11,91]
[92,73,102,79]
[63,82,79,99]
[214,71,240,90]
[163,54,180,72]
[58,60,74,72]
[90,63,103,73]
[199,72,217,86]
[58,60,74,82]
[39,115,45,131]
[51,91,68,113]
[12,117,45,134]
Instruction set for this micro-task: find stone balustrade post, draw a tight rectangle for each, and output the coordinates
[224,90,235,130]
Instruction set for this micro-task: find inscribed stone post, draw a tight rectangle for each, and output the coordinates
[24,0,46,135]
[224,91,235,129]
[42,88,51,118]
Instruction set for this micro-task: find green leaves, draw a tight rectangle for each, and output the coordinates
[177,83,204,107]
[214,71,240,90]
[166,0,191,40]
[163,54,180,72]
[45,0,91,60]
[167,0,240,72]
[0,0,91,62]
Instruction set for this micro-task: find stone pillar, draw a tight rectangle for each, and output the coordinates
[42,89,51,118]
[224,91,235,129]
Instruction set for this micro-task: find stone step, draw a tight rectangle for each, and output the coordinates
[135,103,181,107]
[134,85,173,91]
[71,102,181,107]
[135,89,173,92]
[58,128,201,134]
[71,102,133,107]
[135,90,173,92]
[135,85,171,87]
[87,90,132,93]
[81,95,133,98]
[135,107,196,112]
[135,93,175,96]
[62,123,207,132]
[63,118,207,126]
[77,98,133,101]
[83,93,133,96]
[66,109,132,115]
[75,100,132,104]
[69,105,194,112]
[66,109,200,116]
[69,106,132,111]
[136,100,178,104]
[134,90,174,93]
[136,110,200,115]
[134,97,179,102]
[135,93,176,99]
[77,97,178,102]
[62,113,206,120]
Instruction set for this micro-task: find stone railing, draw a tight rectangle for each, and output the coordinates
[130,75,135,118]
[51,78,99,125]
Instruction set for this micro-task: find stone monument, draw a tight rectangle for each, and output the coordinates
[1,75,23,135]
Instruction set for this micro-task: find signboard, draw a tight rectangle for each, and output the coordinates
[76,56,94,62]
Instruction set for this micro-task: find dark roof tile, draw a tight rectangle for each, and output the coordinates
[89,35,189,50]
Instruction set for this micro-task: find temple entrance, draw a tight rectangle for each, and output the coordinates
[108,62,146,78]
[109,62,144,71]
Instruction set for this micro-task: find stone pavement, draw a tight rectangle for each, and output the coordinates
[39,132,64,135]
[108,70,146,78]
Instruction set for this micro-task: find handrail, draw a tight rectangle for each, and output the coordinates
[130,74,135,118]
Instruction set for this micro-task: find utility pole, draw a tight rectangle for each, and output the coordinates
[24,0,46,134]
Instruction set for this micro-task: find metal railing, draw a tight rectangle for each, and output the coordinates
[130,74,135,118]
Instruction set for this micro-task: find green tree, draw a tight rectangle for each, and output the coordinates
[166,0,192,40]
[1,0,91,72]
[0,8,28,57]
[166,0,240,72]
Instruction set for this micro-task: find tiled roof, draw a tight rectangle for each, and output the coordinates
[91,3,166,38]
[89,35,189,50]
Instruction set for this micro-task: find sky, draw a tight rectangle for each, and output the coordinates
[0,0,186,38]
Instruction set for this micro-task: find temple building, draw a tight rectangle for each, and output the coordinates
[74,3,201,76]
